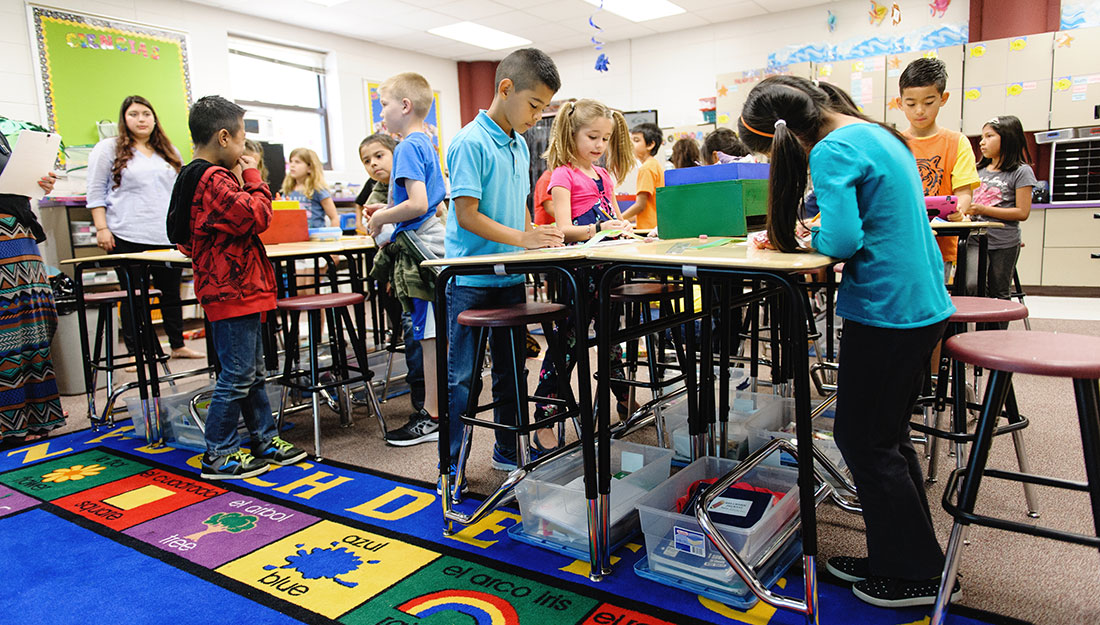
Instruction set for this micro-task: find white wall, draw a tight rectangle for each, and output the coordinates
[548,0,971,128]
[0,0,461,185]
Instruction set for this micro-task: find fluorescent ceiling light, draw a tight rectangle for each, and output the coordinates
[428,21,532,50]
[583,0,686,22]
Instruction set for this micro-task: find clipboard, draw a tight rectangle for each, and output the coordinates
[0,130,62,200]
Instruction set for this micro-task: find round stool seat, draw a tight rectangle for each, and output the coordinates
[944,330,1100,379]
[277,292,365,311]
[948,296,1028,323]
[609,282,683,303]
[84,288,162,304]
[457,302,569,328]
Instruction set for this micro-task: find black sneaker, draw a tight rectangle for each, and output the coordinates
[201,449,270,480]
[252,436,308,466]
[852,575,962,608]
[826,556,870,582]
[385,410,439,447]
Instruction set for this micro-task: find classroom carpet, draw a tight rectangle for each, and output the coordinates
[0,426,1029,625]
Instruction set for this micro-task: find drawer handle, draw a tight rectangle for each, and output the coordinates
[1095,213,1100,219]
[1093,253,1100,259]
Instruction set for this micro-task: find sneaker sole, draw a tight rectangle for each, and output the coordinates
[201,464,270,480]
[825,560,867,583]
[384,432,439,447]
[852,584,961,608]
[490,458,518,471]
[263,450,309,466]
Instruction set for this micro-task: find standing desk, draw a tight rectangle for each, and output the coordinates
[930,221,1004,296]
[62,236,377,446]
[586,239,837,622]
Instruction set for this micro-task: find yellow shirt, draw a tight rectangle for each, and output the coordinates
[903,129,979,262]
[634,157,664,230]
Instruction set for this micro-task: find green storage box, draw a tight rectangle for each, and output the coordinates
[655,179,768,239]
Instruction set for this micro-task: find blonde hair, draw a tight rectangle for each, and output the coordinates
[281,147,329,197]
[543,99,634,184]
[244,139,269,183]
[379,72,433,118]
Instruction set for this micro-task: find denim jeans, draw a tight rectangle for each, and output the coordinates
[445,282,526,462]
[204,313,278,456]
[402,311,425,411]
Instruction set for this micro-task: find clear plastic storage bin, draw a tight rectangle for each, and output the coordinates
[514,440,673,554]
[126,384,281,450]
[635,456,800,594]
[745,398,847,475]
[662,389,782,463]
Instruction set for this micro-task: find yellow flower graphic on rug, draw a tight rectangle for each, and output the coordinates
[41,464,105,483]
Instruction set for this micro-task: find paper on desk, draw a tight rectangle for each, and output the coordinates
[0,130,62,200]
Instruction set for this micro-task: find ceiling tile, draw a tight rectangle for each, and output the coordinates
[643,12,711,33]
[526,0,601,22]
[477,10,548,32]
[386,8,458,30]
[698,2,769,24]
[434,0,513,20]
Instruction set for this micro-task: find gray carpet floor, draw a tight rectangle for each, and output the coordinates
[49,316,1100,625]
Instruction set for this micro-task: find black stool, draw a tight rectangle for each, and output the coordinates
[609,282,687,443]
[276,292,381,459]
[930,330,1100,624]
[451,301,578,501]
[84,288,170,427]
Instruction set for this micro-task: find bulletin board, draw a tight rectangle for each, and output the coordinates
[28,5,193,159]
[364,80,444,165]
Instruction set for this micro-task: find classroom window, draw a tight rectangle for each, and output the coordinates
[227,36,331,167]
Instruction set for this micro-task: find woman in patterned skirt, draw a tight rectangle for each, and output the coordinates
[0,130,65,447]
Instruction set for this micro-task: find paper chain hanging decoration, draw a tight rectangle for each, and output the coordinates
[590,0,609,72]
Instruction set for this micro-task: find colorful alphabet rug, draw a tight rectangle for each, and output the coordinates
[0,426,1024,625]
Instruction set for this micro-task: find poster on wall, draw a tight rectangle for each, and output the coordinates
[27,5,193,159]
[364,80,444,167]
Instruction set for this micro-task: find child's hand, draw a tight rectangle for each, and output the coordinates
[965,204,987,218]
[521,224,564,249]
[602,219,633,236]
[366,210,387,237]
[946,210,965,222]
[363,203,386,216]
[238,153,259,170]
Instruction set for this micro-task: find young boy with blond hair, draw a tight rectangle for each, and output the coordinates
[366,72,447,446]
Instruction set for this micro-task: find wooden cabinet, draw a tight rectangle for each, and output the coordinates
[1017,210,1045,285]
[1050,27,1100,129]
[962,33,1054,134]
[817,57,887,122]
[1030,206,1100,287]
[1040,247,1100,286]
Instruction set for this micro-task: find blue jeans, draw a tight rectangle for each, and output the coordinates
[445,282,526,462]
[204,313,278,456]
[402,311,425,411]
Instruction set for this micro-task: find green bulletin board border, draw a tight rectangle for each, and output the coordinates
[29,5,192,154]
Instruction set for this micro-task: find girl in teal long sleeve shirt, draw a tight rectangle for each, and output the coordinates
[738,76,958,609]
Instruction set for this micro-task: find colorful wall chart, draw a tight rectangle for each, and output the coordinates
[29,5,193,159]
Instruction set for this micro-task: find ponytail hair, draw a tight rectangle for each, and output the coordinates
[544,98,635,184]
[738,75,909,252]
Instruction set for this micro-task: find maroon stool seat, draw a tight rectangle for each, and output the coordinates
[948,296,1028,324]
[929,329,1100,624]
[84,288,162,304]
[457,302,569,328]
[944,330,1100,379]
[609,282,683,303]
[276,292,364,311]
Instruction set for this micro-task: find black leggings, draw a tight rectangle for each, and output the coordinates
[833,317,948,580]
[111,236,186,350]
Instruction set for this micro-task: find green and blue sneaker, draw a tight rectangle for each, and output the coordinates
[252,436,308,466]
[201,449,270,480]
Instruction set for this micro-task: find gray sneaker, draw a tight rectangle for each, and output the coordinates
[384,410,439,447]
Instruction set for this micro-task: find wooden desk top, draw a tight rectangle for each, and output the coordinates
[422,245,588,267]
[61,236,376,266]
[586,238,837,271]
[930,220,1004,231]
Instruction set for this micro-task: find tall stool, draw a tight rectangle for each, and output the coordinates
[275,292,382,459]
[450,302,579,503]
[914,296,1038,515]
[609,282,687,444]
[84,288,170,427]
[931,330,1100,625]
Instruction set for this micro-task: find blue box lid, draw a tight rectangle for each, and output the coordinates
[665,162,769,186]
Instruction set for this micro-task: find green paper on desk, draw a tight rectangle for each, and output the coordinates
[691,237,745,249]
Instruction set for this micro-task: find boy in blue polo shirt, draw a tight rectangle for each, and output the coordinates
[443,49,563,493]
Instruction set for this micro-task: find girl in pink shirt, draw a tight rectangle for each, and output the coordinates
[533,100,636,449]
[544,99,635,242]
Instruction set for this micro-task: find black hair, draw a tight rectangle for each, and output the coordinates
[496,48,561,93]
[978,115,1031,172]
[358,132,397,153]
[631,122,663,156]
[188,95,245,146]
[702,127,749,164]
[738,75,910,253]
[899,57,948,94]
[816,81,861,117]
[670,137,701,168]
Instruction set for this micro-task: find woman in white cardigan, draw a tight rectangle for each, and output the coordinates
[87,95,202,359]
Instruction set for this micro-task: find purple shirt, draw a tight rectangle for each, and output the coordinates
[548,164,616,220]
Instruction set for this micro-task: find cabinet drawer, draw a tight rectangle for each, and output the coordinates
[1041,247,1100,287]
[1044,208,1100,247]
